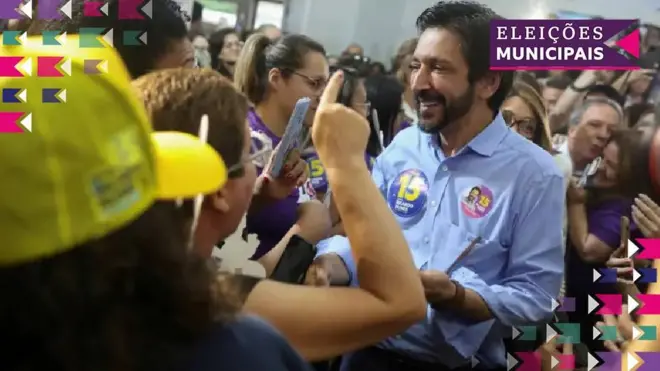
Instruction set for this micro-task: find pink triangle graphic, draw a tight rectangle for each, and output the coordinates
[615,29,640,58]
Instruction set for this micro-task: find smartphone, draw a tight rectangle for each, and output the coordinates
[269,97,311,177]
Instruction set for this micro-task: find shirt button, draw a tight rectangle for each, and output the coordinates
[431,200,437,207]
[441,165,448,171]
[423,237,430,244]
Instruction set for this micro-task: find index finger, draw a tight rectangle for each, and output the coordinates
[319,70,345,107]
[617,216,630,256]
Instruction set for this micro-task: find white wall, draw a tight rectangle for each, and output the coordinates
[283,0,660,66]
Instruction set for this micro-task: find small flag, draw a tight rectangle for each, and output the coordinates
[0,0,24,19]
[0,56,31,77]
[0,112,31,133]
[2,31,26,46]
[37,56,69,77]
[83,1,106,17]
[42,88,66,103]
[122,30,147,46]
[42,31,67,46]
[79,27,113,48]
[83,59,108,74]
[2,88,27,103]
[119,0,145,19]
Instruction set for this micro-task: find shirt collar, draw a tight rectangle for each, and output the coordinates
[464,112,509,157]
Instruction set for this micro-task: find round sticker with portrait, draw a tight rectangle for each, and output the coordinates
[460,185,494,218]
[387,169,430,218]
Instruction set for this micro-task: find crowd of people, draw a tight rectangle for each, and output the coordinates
[2,1,660,371]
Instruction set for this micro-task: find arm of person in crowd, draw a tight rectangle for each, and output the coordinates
[440,174,565,326]
[566,182,616,263]
[549,70,599,132]
[258,200,331,276]
[241,71,426,361]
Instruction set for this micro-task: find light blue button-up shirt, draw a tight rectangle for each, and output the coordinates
[317,114,565,368]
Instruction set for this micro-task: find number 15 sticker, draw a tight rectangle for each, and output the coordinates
[387,169,429,218]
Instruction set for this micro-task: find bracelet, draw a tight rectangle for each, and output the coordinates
[569,82,592,92]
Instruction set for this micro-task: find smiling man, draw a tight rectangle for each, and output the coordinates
[310,1,565,370]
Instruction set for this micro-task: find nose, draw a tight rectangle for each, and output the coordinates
[410,65,431,92]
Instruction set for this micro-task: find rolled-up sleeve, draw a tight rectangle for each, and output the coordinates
[458,174,565,327]
[315,151,389,286]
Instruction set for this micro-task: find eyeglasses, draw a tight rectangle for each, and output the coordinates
[502,110,537,138]
[290,70,327,92]
[226,140,272,178]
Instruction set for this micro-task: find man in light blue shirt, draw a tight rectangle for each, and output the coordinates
[311,2,564,370]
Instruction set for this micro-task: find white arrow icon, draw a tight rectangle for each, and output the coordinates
[628,295,639,314]
[632,325,642,340]
[20,113,32,132]
[98,60,108,73]
[60,0,72,18]
[18,32,27,44]
[588,295,600,314]
[627,352,639,371]
[633,269,641,282]
[100,3,109,15]
[551,298,560,311]
[593,326,601,340]
[593,269,601,282]
[142,0,153,18]
[471,357,480,367]
[627,239,638,258]
[103,28,114,47]
[60,58,72,76]
[551,355,559,369]
[17,89,27,103]
[587,352,600,371]
[56,89,67,103]
[546,324,557,343]
[506,353,518,371]
[17,57,32,76]
[57,32,67,45]
[139,31,148,45]
[19,0,33,18]
[512,327,521,340]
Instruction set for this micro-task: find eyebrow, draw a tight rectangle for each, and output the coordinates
[412,56,454,66]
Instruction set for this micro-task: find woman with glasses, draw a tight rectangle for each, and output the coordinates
[233,33,332,268]
[209,28,243,78]
[502,81,572,300]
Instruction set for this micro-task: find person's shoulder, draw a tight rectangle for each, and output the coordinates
[187,315,312,371]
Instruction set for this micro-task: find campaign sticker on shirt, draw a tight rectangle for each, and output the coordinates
[387,169,429,217]
[460,185,494,218]
[297,179,316,203]
[306,153,327,189]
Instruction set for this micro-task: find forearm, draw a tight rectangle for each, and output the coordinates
[325,162,422,304]
[568,203,589,254]
[442,285,492,321]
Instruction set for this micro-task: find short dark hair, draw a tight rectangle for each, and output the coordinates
[416,1,513,113]
[31,0,188,79]
[234,33,325,104]
[545,75,572,91]
[584,84,625,107]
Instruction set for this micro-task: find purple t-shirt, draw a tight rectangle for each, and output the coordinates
[301,150,376,194]
[246,109,315,260]
[566,199,636,297]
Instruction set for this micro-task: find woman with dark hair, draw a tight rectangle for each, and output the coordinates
[363,75,404,146]
[209,27,242,78]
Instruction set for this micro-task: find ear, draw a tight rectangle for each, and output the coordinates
[267,68,284,92]
[209,187,230,213]
[476,72,501,101]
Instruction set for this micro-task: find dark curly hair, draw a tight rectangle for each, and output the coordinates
[0,201,240,371]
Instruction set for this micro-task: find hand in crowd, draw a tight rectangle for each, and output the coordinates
[261,148,309,200]
[596,305,634,352]
[303,262,332,287]
[419,270,456,303]
[632,194,660,238]
[295,200,332,244]
[311,70,370,168]
[606,245,634,284]
[538,336,573,371]
[567,180,586,205]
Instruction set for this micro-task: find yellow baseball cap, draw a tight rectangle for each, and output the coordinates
[0,36,227,266]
